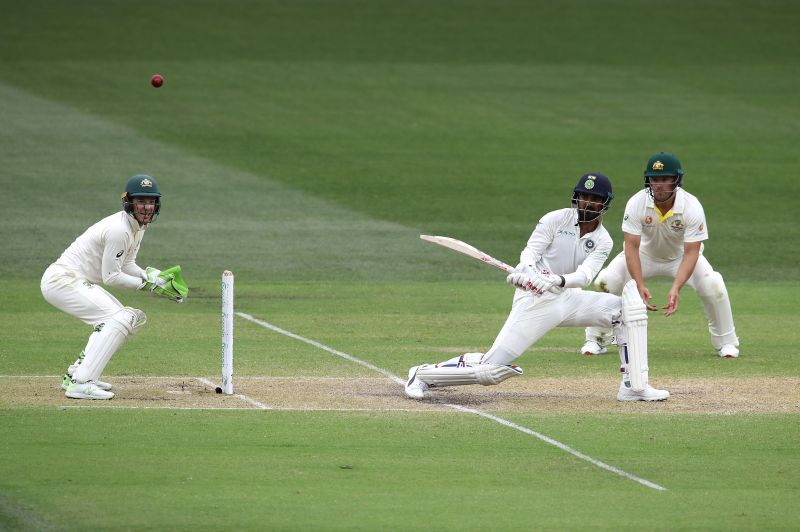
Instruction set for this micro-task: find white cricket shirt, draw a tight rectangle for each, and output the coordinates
[52,211,147,289]
[622,188,708,261]
[519,208,613,289]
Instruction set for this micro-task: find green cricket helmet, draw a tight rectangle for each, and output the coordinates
[644,152,684,187]
[122,174,161,220]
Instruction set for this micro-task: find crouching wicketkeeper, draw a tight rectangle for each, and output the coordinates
[40,175,188,400]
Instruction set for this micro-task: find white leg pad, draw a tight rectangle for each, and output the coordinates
[73,307,141,383]
[415,362,523,387]
[620,280,649,392]
[695,271,738,349]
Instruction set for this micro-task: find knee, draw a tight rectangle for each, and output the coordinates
[695,272,727,301]
[110,307,147,335]
[594,269,624,294]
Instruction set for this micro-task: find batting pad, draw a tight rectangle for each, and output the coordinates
[621,280,649,392]
[415,363,523,387]
[73,307,141,383]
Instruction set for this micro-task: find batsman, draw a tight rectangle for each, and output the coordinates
[406,173,670,402]
[40,175,188,400]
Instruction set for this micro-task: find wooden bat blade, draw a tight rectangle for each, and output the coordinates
[419,235,515,273]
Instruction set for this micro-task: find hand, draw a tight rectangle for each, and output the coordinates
[663,287,680,316]
[530,270,560,294]
[142,267,167,292]
[638,284,658,311]
[506,271,533,292]
[142,265,189,302]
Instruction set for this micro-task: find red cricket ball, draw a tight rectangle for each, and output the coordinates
[151,74,164,88]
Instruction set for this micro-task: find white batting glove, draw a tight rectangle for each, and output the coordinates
[506,271,533,292]
[530,271,560,294]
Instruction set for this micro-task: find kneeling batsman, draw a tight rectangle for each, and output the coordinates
[406,173,669,402]
[41,175,189,400]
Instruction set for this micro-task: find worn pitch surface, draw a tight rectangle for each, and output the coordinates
[5,376,798,414]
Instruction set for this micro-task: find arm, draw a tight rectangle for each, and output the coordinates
[101,230,147,289]
[624,232,657,311]
[519,217,555,267]
[561,242,611,288]
[122,240,146,279]
[663,241,701,316]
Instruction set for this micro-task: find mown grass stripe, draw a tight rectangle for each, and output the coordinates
[236,311,668,491]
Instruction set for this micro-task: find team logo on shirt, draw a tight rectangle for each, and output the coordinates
[584,239,595,251]
[652,161,665,171]
[670,219,684,232]
[140,178,153,188]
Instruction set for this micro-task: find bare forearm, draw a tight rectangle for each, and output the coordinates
[673,249,700,291]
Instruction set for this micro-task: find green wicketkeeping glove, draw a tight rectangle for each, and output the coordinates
[143,265,189,302]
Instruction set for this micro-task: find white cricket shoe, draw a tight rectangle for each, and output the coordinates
[718,344,739,358]
[404,366,428,399]
[65,381,115,400]
[616,381,669,402]
[581,340,608,356]
[62,373,112,391]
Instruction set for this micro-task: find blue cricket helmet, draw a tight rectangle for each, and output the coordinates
[571,173,613,223]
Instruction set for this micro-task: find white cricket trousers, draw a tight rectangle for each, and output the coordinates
[585,251,738,349]
[482,288,621,365]
[41,265,124,326]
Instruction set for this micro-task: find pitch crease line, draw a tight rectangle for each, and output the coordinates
[196,377,273,409]
[236,311,667,491]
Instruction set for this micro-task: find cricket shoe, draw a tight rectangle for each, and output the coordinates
[580,340,608,356]
[65,381,115,400]
[718,344,739,358]
[61,373,112,391]
[616,381,669,402]
[404,366,429,400]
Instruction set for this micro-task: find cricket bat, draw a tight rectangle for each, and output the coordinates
[419,235,516,274]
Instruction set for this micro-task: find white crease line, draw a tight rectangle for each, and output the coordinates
[237,311,667,492]
[196,377,273,410]
[56,405,454,412]
[237,312,405,386]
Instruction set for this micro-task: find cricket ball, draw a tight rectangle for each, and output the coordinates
[215,386,223,394]
[150,74,164,88]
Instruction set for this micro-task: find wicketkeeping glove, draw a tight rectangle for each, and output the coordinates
[142,265,189,303]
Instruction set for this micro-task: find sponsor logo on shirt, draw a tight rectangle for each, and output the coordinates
[116,250,124,258]
[699,223,705,232]
[645,216,653,225]
[557,229,577,237]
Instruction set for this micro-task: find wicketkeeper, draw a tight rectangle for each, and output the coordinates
[406,174,670,402]
[40,175,188,400]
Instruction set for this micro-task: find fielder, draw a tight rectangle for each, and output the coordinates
[581,152,739,358]
[40,175,188,400]
[406,174,670,402]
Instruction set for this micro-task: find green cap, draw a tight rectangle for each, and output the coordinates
[644,152,684,178]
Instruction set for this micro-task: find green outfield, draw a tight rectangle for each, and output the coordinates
[1,0,799,530]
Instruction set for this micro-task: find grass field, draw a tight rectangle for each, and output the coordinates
[1,0,799,530]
